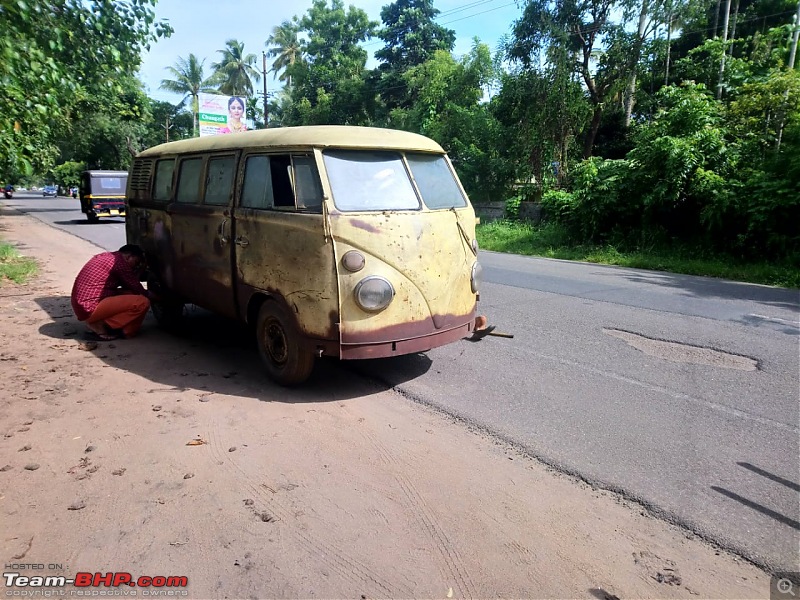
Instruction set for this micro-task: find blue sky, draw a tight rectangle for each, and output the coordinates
[138,0,523,104]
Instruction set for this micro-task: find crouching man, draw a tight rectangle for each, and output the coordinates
[71,244,154,341]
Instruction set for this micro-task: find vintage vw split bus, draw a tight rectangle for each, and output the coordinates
[126,126,482,385]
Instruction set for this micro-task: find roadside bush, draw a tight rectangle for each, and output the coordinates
[505,195,522,219]
[559,157,636,243]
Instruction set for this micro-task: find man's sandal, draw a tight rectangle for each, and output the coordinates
[83,331,121,342]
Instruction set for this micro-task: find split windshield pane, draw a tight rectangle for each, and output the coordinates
[323,150,419,212]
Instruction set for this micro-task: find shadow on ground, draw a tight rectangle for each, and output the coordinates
[35,295,432,403]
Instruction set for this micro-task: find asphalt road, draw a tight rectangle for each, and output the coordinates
[4,191,799,573]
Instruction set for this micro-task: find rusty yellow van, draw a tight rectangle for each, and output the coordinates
[126,126,482,385]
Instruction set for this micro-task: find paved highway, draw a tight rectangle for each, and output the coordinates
[3,191,799,573]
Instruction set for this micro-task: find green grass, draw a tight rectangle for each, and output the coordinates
[0,240,38,285]
[477,220,800,289]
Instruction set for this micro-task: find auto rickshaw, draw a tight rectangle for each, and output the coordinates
[79,170,128,223]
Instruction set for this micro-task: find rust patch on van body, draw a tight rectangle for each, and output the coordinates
[349,219,380,233]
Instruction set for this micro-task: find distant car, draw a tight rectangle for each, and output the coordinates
[43,185,57,197]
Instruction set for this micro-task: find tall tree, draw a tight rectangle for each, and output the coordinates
[58,76,153,170]
[211,39,261,97]
[285,0,377,125]
[159,54,217,137]
[508,0,620,158]
[144,101,194,147]
[375,0,457,112]
[0,0,171,178]
[266,20,304,87]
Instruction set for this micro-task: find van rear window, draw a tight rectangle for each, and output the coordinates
[323,151,419,212]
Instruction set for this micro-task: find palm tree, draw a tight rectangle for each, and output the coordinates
[266,20,304,87]
[159,54,217,137]
[211,39,261,97]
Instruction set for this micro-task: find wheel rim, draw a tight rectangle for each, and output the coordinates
[263,318,289,366]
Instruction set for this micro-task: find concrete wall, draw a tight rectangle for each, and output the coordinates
[474,201,543,224]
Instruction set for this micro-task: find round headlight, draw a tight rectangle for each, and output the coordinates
[355,276,394,312]
[471,261,482,293]
[342,250,365,272]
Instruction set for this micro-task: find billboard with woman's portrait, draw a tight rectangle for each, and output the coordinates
[198,94,248,136]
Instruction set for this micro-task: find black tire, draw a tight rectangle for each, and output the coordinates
[147,278,185,331]
[255,300,314,386]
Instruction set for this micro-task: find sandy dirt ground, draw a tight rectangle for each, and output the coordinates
[0,208,772,599]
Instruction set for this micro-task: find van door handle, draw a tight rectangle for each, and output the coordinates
[234,236,249,248]
[219,218,229,244]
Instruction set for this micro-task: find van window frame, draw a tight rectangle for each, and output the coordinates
[152,159,176,204]
[175,155,206,205]
[236,151,323,214]
[204,153,238,207]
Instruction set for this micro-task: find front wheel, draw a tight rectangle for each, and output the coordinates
[256,301,314,386]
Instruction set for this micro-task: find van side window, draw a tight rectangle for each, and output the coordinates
[241,155,274,209]
[270,155,294,208]
[176,158,203,203]
[205,156,235,206]
[153,159,175,203]
[293,156,323,210]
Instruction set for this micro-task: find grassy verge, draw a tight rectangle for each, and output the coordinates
[0,239,38,285]
[477,220,800,289]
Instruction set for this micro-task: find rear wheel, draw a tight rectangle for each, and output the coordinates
[256,301,314,386]
[147,278,185,331]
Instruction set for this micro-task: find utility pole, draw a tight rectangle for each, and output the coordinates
[262,51,269,128]
[716,0,733,99]
[789,0,800,70]
[164,114,172,143]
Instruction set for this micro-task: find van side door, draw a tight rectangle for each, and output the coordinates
[169,152,239,318]
[232,152,339,342]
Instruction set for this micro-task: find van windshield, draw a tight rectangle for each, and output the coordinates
[323,150,419,212]
[406,153,467,209]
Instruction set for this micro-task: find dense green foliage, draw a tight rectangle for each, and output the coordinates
[0,0,171,179]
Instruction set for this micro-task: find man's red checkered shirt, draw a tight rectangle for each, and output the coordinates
[71,251,148,321]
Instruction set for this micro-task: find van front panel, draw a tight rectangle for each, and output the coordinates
[330,209,478,357]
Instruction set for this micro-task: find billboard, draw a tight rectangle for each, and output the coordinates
[198,93,248,136]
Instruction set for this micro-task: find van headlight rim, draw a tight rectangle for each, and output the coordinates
[354,276,394,312]
[471,261,482,293]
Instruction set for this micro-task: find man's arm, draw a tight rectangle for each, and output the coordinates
[115,258,150,297]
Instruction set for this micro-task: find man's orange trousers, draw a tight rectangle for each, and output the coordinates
[85,294,150,338]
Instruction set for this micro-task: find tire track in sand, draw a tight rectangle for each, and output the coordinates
[205,417,408,598]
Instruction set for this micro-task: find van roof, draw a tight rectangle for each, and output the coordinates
[137,125,445,157]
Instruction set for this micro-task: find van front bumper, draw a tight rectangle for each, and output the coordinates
[339,320,474,360]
